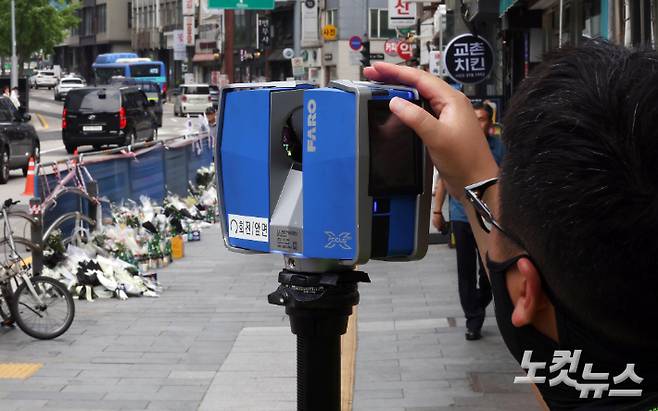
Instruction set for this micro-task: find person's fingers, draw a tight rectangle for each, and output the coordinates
[389,97,443,149]
[367,62,459,113]
[362,66,380,80]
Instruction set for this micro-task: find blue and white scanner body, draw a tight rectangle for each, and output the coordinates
[216,80,432,269]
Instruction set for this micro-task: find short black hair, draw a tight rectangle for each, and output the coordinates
[500,40,658,351]
[472,101,493,121]
[205,106,216,115]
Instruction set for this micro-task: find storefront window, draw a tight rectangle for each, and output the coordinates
[582,0,601,38]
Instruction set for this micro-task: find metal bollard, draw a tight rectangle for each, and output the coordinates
[29,197,43,276]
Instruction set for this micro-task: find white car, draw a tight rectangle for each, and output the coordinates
[31,70,58,89]
[173,84,212,116]
[54,77,85,101]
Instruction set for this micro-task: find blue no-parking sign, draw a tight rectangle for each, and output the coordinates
[349,36,362,51]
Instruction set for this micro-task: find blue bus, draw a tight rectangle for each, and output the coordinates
[92,53,167,94]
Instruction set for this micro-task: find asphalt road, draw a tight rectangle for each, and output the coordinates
[0,88,206,202]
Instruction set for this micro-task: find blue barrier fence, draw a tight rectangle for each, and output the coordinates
[35,134,213,231]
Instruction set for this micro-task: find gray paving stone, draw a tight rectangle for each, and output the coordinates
[145,400,200,411]
[0,226,543,410]
[0,400,49,409]
[168,371,215,380]
[6,391,104,400]
[44,399,149,409]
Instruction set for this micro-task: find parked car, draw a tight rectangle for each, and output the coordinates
[54,77,86,101]
[0,96,40,183]
[209,85,219,110]
[62,86,157,154]
[173,84,212,116]
[30,70,58,89]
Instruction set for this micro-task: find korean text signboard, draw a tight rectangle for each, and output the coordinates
[443,34,494,84]
[184,16,195,46]
[257,15,271,49]
[183,0,194,15]
[388,0,417,28]
[208,0,275,9]
[301,0,319,47]
[173,30,187,61]
[322,24,337,41]
[397,41,413,61]
[384,38,400,56]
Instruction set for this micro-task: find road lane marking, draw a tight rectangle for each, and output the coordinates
[36,114,48,129]
[41,146,65,154]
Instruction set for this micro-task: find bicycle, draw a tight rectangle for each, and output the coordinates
[0,198,75,340]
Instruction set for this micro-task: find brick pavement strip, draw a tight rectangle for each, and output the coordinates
[0,226,540,410]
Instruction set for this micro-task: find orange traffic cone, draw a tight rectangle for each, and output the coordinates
[22,156,36,196]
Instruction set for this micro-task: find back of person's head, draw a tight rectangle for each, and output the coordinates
[500,39,658,352]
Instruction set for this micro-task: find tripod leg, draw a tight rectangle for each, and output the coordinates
[297,333,341,411]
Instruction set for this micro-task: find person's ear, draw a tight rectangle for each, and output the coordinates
[509,257,549,327]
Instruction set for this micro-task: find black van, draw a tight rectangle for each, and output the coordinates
[62,86,157,154]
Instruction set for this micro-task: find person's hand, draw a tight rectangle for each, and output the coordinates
[432,212,447,234]
[363,62,499,202]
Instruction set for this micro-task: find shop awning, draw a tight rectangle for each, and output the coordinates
[499,0,520,16]
[192,53,218,63]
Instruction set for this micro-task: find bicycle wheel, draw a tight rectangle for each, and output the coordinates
[43,212,96,248]
[11,276,75,340]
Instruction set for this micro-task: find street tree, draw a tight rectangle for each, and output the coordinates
[0,0,79,73]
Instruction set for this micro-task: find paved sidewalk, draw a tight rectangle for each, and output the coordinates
[0,226,540,410]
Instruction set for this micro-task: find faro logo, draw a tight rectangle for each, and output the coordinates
[306,99,317,153]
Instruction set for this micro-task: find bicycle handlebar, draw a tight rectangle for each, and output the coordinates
[3,199,19,209]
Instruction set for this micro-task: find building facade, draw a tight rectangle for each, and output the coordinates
[54,0,132,82]
[499,0,658,103]
[132,0,224,87]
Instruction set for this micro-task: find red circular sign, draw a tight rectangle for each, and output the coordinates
[349,36,362,51]
[384,38,400,56]
[397,41,413,61]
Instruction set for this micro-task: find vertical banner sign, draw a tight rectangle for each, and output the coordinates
[173,30,187,60]
[388,0,417,28]
[257,15,272,50]
[443,33,494,84]
[301,0,319,47]
[428,50,442,76]
[183,0,195,15]
[420,20,433,65]
[184,15,195,46]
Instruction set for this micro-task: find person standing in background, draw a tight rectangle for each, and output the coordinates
[433,102,504,341]
[9,87,20,109]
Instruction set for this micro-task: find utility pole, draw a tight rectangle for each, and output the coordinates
[10,0,18,88]
[294,0,301,56]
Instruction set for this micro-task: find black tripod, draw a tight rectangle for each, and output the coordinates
[268,268,370,411]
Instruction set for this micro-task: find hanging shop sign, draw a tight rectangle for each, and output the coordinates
[388,0,417,28]
[443,33,494,84]
[322,24,337,41]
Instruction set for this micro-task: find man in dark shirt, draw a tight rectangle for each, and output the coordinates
[433,102,504,341]
[365,40,658,409]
